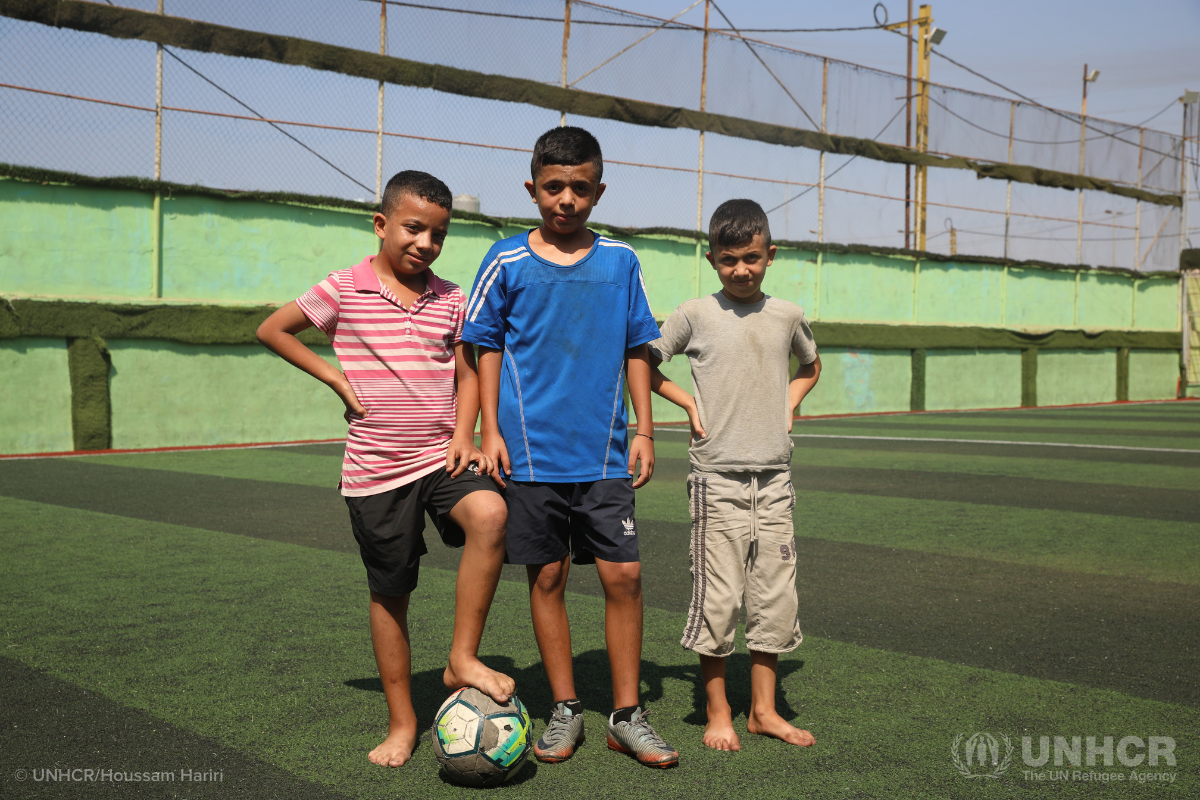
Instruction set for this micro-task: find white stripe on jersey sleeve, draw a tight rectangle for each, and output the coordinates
[468,250,529,324]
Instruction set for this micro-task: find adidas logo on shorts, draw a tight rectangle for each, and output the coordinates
[621,518,636,536]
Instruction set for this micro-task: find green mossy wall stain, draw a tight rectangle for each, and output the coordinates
[66,335,112,451]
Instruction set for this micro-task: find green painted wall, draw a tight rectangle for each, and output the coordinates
[1078,272,1134,329]
[0,180,153,298]
[0,337,73,453]
[108,341,346,450]
[0,179,1187,454]
[925,349,1023,411]
[1128,350,1180,401]
[799,348,912,416]
[915,261,1006,326]
[1133,279,1180,330]
[1004,268,1077,329]
[2,179,1180,331]
[819,252,916,323]
[1037,349,1118,407]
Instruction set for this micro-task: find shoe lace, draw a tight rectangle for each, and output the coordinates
[544,706,575,740]
[626,709,669,749]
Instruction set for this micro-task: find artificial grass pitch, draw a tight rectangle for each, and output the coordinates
[1,497,1196,799]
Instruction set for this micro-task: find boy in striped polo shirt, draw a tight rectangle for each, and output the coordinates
[463,127,679,768]
[257,171,511,769]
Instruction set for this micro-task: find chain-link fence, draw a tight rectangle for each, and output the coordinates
[1,0,1194,271]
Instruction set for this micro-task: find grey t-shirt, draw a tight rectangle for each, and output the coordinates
[648,292,818,472]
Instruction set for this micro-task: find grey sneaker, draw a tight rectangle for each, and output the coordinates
[533,702,585,763]
[606,707,679,768]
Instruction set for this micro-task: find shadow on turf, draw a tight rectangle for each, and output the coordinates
[346,649,806,732]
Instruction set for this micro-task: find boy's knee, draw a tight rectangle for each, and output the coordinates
[459,492,507,540]
[601,561,642,599]
[530,561,569,594]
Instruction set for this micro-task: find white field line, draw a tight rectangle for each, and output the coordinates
[653,426,1200,454]
[791,433,1200,454]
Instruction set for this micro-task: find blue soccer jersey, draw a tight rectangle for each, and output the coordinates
[462,229,660,483]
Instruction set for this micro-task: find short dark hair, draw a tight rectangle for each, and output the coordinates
[708,199,771,250]
[381,170,452,216]
[530,126,603,183]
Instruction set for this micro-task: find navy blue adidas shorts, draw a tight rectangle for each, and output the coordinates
[504,478,639,566]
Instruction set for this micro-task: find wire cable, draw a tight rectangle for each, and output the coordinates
[162,49,375,195]
[765,103,907,214]
[708,0,819,130]
[103,0,373,194]
[925,44,1178,161]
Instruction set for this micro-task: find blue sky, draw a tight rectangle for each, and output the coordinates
[635,0,1200,129]
[1,0,1194,266]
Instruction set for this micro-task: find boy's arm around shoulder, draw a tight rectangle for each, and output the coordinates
[647,306,705,439]
[256,301,367,417]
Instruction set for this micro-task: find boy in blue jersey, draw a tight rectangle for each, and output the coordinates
[462,127,679,768]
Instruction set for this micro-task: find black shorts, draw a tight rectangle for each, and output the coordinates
[344,467,500,597]
[504,479,639,566]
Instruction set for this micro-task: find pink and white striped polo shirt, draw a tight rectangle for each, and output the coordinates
[296,257,466,496]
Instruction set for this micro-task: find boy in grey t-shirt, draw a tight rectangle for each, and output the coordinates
[648,199,821,752]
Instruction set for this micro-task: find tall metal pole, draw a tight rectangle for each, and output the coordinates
[818,57,827,243]
[1077,63,1088,264]
[375,0,387,203]
[695,0,710,233]
[560,0,572,127]
[1182,101,1192,391]
[152,0,164,299]
[1004,100,1014,259]
[154,0,163,180]
[1135,127,1144,269]
[904,0,913,249]
[915,4,931,252]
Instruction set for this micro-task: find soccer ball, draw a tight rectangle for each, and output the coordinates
[431,687,533,787]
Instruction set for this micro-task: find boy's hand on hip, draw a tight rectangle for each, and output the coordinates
[628,434,655,488]
[481,432,511,488]
[686,403,706,441]
[333,378,369,421]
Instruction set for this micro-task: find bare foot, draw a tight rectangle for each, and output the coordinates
[444,656,516,703]
[702,711,742,751]
[747,709,815,747]
[368,722,418,767]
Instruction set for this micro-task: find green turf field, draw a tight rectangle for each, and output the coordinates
[2,402,1198,799]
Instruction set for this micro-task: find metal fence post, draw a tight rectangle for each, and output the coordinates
[1076,64,1089,265]
[1004,100,1014,259]
[695,0,710,234]
[375,0,387,203]
[560,0,571,126]
[818,57,827,243]
[1135,127,1143,268]
[151,0,164,299]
